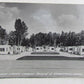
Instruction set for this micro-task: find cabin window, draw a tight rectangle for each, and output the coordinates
[51,48,54,50]
[69,48,73,50]
[36,48,39,50]
[82,49,84,52]
[44,46,46,49]
[0,48,5,52]
[17,48,20,50]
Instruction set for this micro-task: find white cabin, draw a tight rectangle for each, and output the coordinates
[67,46,73,53]
[77,46,84,55]
[13,45,25,54]
[19,46,26,52]
[56,47,61,52]
[0,45,13,54]
[35,46,44,52]
[13,46,19,54]
[34,46,58,52]
[48,46,56,52]
[21,46,26,52]
[43,46,49,52]
[73,46,78,54]
[64,47,68,52]
[28,47,33,52]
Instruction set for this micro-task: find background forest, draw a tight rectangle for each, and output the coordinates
[1,18,84,48]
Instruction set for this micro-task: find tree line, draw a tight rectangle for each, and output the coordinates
[27,31,84,47]
[0,18,84,47]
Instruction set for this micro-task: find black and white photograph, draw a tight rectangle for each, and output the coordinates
[0,2,84,78]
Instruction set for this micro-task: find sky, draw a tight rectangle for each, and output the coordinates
[0,3,84,37]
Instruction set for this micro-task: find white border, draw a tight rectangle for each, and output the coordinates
[0,78,84,84]
[0,0,84,4]
[0,0,84,84]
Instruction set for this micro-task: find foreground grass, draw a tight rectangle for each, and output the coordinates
[17,56,84,60]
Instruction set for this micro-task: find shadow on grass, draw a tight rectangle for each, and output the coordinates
[17,56,84,60]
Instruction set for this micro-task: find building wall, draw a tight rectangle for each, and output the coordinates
[77,46,84,55]
[0,45,13,54]
[67,47,73,53]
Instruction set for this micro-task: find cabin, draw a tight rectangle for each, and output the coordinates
[63,47,68,52]
[34,46,59,52]
[77,46,84,55]
[56,47,61,52]
[20,46,26,52]
[43,46,49,52]
[73,46,78,54]
[28,47,33,52]
[13,45,19,54]
[35,46,44,52]
[48,46,56,52]
[0,45,13,54]
[67,46,74,53]
[0,45,27,55]
[33,46,56,52]
[13,45,25,54]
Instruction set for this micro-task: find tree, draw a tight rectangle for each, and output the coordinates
[30,34,35,47]
[45,32,53,46]
[21,38,30,47]
[52,33,60,47]
[59,31,67,46]
[15,19,28,46]
[27,30,84,47]
[79,30,84,45]
[0,26,7,45]
[35,32,46,46]
[8,31,17,45]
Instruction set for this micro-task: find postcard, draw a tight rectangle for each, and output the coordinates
[0,2,83,78]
